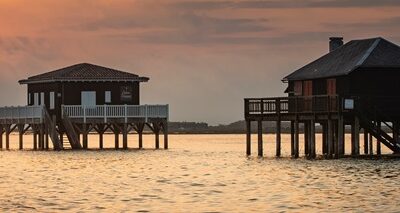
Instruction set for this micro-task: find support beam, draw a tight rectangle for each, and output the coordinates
[45,131,49,150]
[82,124,88,149]
[246,120,251,156]
[363,130,368,155]
[0,126,3,150]
[5,125,11,150]
[33,132,38,150]
[304,121,309,156]
[290,121,295,156]
[163,122,168,150]
[322,123,328,155]
[309,120,316,158]
[257,119,263,157]
[136,123,145,149]
[123,123,128,150]
[294,119,299,158]
[377,121,381,156]
[18,124,24,150]
[327,119,333,158]
[276,120,281,157]
[351,117,360,156]
[369,133,373,156]
[337,116,344,158]
[115,132,120,150]
[99,133,104,149]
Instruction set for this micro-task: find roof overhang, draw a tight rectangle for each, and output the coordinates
[19,77,149,85]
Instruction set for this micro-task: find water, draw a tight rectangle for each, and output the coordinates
[0,134,399,212]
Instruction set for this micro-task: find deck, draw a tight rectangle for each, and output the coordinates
[244,95,400,159]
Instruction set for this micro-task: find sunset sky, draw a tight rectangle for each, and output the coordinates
[1,0,400,124]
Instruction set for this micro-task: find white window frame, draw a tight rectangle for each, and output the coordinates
[105,91,111,103]
[34,93,39,106]
[28,93,32,105]
[50,92,55,110]
[40,92,45,106]
[81,91,96,106]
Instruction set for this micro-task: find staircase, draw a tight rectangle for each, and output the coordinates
[43,109,62,151]
[62,115,82,149]
[356,102,400,153]
[61,134,72,149]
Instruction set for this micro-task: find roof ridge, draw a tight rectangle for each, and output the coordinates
[354,38,381,67]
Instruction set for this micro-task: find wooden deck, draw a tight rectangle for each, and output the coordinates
[0,104,169,151]
[244,95,400,159]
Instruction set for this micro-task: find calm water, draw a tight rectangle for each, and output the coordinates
[0,134,399,212]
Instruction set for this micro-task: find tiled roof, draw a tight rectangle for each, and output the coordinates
[283,37,400,81]
[19,63,149,84]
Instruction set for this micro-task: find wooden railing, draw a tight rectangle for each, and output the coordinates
[244,95,339,116]
[62,105,169,123]
[0,105,44,123]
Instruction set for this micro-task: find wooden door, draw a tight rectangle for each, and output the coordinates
[327,79,336,95]
[303,80,313,111]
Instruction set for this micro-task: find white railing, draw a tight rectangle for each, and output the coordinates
[62,104,169,123]
[0,105,44,123]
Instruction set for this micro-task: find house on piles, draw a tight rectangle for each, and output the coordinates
[245,37,400,158]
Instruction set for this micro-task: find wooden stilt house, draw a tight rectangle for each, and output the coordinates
[0,63,169,150]
[245,37,400,158]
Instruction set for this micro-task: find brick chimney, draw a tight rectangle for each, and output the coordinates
[329,37,343,52]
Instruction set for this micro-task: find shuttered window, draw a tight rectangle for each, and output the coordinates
[105,91,111,103]
[303,80,313,96]
[294,81,302,95]
[327,79,336,95]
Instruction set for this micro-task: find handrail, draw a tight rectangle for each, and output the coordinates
[62,104,169,122]
[245,95,339,115]
[0,105,44,123]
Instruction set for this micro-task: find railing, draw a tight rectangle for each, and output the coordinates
[0,105,44,123]
[245,95,339,116]
[62,104,169,123]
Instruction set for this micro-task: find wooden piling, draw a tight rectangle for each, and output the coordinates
[18,124,24,150]
[257,119,263,157]
[322,123,328,154]
[290,121,295,156]
[351,117,360,156]
[377,121,381,156]
[5,125,11,150]
[294,119,299,158]
[163,122,168,149]
[363,130,368,155]
[115,132,120,150]
[45,132,49,150]
[276,120,281,157]
[123,123,128,150]
[33,132,38,150]
[369,133,373,155]
[99,132,104,149]
[0,126,3,149]
[82,124,88,149]
[304,121,309,156]
[327,119,333,158]
[337,116,344,158]
[136,123,145,149]
[309,120,316,158]
[246,120,251,156]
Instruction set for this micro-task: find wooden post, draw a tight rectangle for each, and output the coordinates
[377,121,381,156]
[5,125,11,150]
[351,117,360,156]
[294,119,299,158]
[276,120,281,157]
[99,132,104,149]
[327,119,333,158]
[136,123,145,149]
[363,130,368,155]
[18,124,24,150]
[0,126,3,149]
[304,121,309,156]
[40,124,45,150]
[337,116,344,158]
[154,123,160,149]
[45,131,49,150]
[163,122,168,150]
[115,131,120,150]
[322,123,328,154]
[82,124,88,149]
[309,120,316,158]
[33,131,38,150]
[290,121,295,156]
[369,133,373,156]
[123,123,128,150]
[257,119,263,157]
[246,120,251,156]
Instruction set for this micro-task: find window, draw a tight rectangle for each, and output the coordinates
[50,92,55,109]
[40,92,45,106]
[303,80,313,96]
[81,91,96,106]
[105,91,111,103]
[34,93,39,106]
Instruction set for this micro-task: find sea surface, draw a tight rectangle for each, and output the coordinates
[0,134,399,212]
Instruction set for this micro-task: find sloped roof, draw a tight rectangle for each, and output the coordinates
[19,63,149,84]
[283,37,400,81]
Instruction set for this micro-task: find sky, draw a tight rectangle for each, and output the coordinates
[1,0,400,125]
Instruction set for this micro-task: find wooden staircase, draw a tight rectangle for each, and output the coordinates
[356,104,400,153]
[62,115,82,149]
[43,109,62,151]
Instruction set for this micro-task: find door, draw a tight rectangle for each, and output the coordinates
[327,79,337,111]
[303,80,313,111]
[81,91,96,106]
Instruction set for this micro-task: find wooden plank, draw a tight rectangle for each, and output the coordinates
[276,120,281,157]
[246,120,251,156]
[257,119,263,157]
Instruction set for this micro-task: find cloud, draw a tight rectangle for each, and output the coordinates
[325,16,400,33]
[172,0,400,10]
[0,36,60,60]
